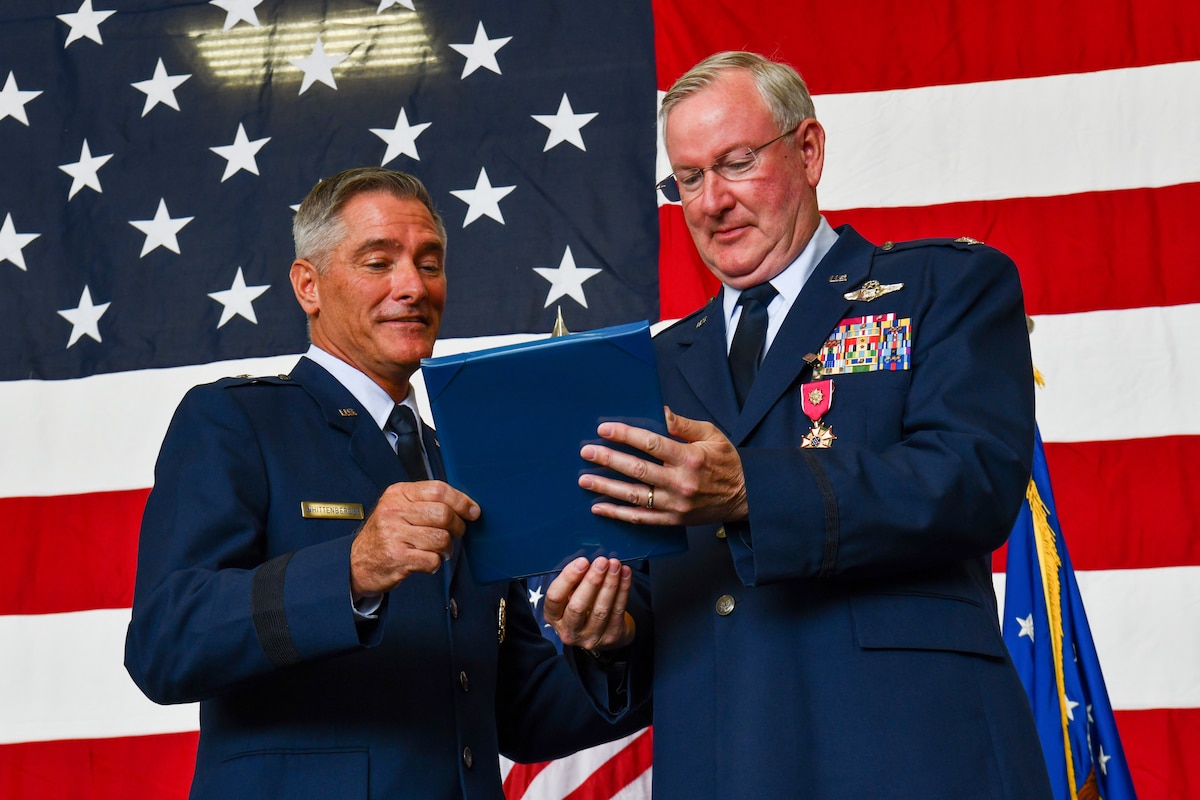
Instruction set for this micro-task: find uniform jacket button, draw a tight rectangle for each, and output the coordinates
[716,594,736,616]
[462,746,473,769]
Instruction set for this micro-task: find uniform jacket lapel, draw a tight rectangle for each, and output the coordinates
[420,421,462,585]
[674,297,742,435]
[291,357,462,585]
[289,357,405,492]
[423,423,445,481]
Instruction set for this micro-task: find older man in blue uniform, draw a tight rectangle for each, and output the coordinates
[547,52,1054,798]
[125,168,639,800]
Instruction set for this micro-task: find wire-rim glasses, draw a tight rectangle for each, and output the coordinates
[655,127,798,203]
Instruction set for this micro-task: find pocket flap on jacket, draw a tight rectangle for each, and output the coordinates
[204,748,369,799]
[851,591,1007,658]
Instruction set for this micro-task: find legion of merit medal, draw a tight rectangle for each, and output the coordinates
[800,378,836,448]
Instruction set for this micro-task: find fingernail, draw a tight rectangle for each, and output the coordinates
[580,445,595,460]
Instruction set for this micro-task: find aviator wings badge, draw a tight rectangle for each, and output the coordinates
[843,280,903,302]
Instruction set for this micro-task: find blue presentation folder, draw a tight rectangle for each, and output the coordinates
[421,321,687,584]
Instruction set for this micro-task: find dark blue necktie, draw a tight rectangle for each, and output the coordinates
[387,404,429,480]
[728,283,778,407]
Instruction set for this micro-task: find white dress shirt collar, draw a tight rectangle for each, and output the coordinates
[721,216,839,353]
[304,344,418,433]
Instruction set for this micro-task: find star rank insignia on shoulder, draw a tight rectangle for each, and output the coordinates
[843,279,904,302]
[223,373,295,388]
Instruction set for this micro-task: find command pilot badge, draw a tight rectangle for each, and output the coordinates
[843,279,903,303]
[800,379,836,448]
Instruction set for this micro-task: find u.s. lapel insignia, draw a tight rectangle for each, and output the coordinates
[844,279,904,302]
[338,408,358,417]
[828,273,848,283]
[799,379,836,448]
[497,598,507,644]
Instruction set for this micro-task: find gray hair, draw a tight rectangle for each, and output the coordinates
[293,167,446,272]
[659,51,816,132]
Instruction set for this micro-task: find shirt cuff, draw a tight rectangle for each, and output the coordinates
[352,592,383,619]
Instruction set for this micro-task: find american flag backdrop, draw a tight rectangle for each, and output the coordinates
[1,1,1197,798]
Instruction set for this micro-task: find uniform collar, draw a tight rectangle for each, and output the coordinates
[304,344,417,433]
[720,215,839,327]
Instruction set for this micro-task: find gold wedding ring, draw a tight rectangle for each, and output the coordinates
[646,487,655,509]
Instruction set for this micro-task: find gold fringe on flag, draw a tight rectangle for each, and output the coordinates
[1027,476,1079,797]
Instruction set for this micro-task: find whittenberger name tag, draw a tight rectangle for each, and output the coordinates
[300,501,365,520]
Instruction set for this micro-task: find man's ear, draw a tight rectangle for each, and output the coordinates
[290,259,320,316]
[795,118,825,189]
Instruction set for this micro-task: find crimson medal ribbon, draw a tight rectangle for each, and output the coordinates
[800,379,836,448]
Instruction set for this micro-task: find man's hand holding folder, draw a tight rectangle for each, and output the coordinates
[545,406,749,650]
[421,321,687,585]
[544,556,636,654]
[576,407,751,527]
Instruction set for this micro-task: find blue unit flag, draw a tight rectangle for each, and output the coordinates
[1003,426,1138,800]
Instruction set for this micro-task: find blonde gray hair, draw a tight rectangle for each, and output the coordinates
[659,51,816,132]
[293,167,446,272]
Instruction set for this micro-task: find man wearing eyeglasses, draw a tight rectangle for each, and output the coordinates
[546,51,1051,798]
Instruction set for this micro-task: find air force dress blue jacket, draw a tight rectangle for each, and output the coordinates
[125,356,638,800]
[632,225,1053,799]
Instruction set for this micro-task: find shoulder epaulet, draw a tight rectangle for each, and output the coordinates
[875,236,988,255]
[221,373,297,388]
[656,295,719,337]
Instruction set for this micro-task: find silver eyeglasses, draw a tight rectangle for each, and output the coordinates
[655,128,797,203]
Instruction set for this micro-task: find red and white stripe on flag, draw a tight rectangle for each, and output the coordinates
[3,1,1198,799]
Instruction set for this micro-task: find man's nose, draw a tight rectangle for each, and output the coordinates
[390,263,427,300]
[691,170,735,214]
